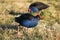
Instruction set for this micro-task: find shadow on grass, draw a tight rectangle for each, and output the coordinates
[0,24,18,30]
[7,9,29,15]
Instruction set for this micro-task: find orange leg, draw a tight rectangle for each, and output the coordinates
[17,24,23,38]
[17,24,20,38]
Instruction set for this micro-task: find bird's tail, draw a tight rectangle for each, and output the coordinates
[15,17,19,23]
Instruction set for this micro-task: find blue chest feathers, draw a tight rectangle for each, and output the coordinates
[21,18,40,28]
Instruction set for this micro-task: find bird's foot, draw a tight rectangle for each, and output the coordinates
[16,32,23,38]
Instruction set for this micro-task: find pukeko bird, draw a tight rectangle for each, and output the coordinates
[15,13,41,37]
[15,13,40,28]
[28,2,49,19]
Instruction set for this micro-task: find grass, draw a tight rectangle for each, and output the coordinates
[0,0,60,40]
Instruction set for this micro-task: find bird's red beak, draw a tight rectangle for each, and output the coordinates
[28,8,31,12]
[37,13,43,20]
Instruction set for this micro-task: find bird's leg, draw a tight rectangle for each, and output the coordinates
[17,24,23,38]
[18,25,20,35]
[17,24,20,37]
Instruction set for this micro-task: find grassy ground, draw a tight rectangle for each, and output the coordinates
[0,0,60,40]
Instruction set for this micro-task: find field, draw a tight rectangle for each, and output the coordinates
[0,0,60,40]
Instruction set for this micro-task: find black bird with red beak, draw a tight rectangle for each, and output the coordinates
[28,2,49,19]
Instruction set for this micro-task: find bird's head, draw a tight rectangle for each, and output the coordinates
[28,7,43,20]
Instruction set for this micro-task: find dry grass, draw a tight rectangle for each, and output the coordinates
[0,0,60,40]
